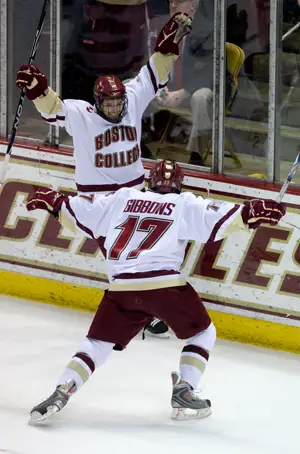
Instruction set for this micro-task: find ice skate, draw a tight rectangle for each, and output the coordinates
[171,371,212,420]
[29,379,76,425]
[145,318,170,339]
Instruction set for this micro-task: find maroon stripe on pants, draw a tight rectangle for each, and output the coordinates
[182,345,209,362]
[74,352,96,374]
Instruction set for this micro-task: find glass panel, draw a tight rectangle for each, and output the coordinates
[149,0,215,168]
[59,1,215,171]
[223,0,270,178]
[8,0,50,142]
[60,0,151,148]
[280,0,300,185]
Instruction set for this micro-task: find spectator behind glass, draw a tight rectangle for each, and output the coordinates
[159,1,264,166]
[159,1,245,165]
[62,0,150,103]
[283,0,300,23]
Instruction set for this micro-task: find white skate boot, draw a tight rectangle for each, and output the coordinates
[171,371,212,420]
[29,379,77,425]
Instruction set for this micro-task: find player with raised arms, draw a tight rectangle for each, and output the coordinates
[26,159,286,422]
[16,12,192,338]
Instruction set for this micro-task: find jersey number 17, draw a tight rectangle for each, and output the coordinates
[109,215,173,260]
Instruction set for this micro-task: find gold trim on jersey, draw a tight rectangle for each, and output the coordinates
[33,87,63,115]
[108,277,186,291]
[152,52,178,82]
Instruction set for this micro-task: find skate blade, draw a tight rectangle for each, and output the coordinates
[171,407,212,421]
[28,405,60,425]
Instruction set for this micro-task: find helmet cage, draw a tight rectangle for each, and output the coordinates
[93,75,127,123]
[95,94,128,124]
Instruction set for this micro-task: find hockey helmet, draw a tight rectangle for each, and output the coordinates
[93,75,127,123]
[149,160,184,194]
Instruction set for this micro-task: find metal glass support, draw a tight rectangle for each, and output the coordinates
[267,0,282,183]
[212,0,226,174]
[0,0,7,138]
[49,0,61,147]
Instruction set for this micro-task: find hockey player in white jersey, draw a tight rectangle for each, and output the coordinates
[16,13,192,338]
[25,160,286,423]
[16,13,191,195]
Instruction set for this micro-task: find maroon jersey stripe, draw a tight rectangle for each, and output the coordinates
[76,174,144,193]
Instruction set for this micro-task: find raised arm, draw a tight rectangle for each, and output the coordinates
[126,13,192,114]
[26,188,117,240]
[179,196,286,243]
[16,65,71,129]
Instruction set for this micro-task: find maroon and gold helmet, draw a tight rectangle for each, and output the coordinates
[93,75,127,123]
[149,160,184,194]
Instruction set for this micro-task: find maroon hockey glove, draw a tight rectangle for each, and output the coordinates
[155,13,192,55]
[241,199,286,229]
[26,189,66,217]
[16,64,48,100]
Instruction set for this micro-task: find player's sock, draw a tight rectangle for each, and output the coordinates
[56,338,114,389]
[180,323,216,389]
[179,344,209,390]
[57,352,96,389]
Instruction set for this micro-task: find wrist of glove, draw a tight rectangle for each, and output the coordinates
[241,199,286,229]
[16,64,48,100]
[26,189,66,216]
[155,12,192,55]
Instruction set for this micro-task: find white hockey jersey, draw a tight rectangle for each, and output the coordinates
[34,55,169,194]
[60,188,247,290]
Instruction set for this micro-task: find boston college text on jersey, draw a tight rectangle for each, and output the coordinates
[95,125,139,168]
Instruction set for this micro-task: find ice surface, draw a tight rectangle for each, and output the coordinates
[0,295,299,454]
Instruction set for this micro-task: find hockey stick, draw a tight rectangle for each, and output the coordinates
[276,151,300,202]
[274,151,300,231]
[0,0,50,186]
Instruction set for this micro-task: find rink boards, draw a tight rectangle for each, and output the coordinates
[1,142,300,353]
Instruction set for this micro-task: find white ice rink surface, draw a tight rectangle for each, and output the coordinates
[1,295,300,454]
